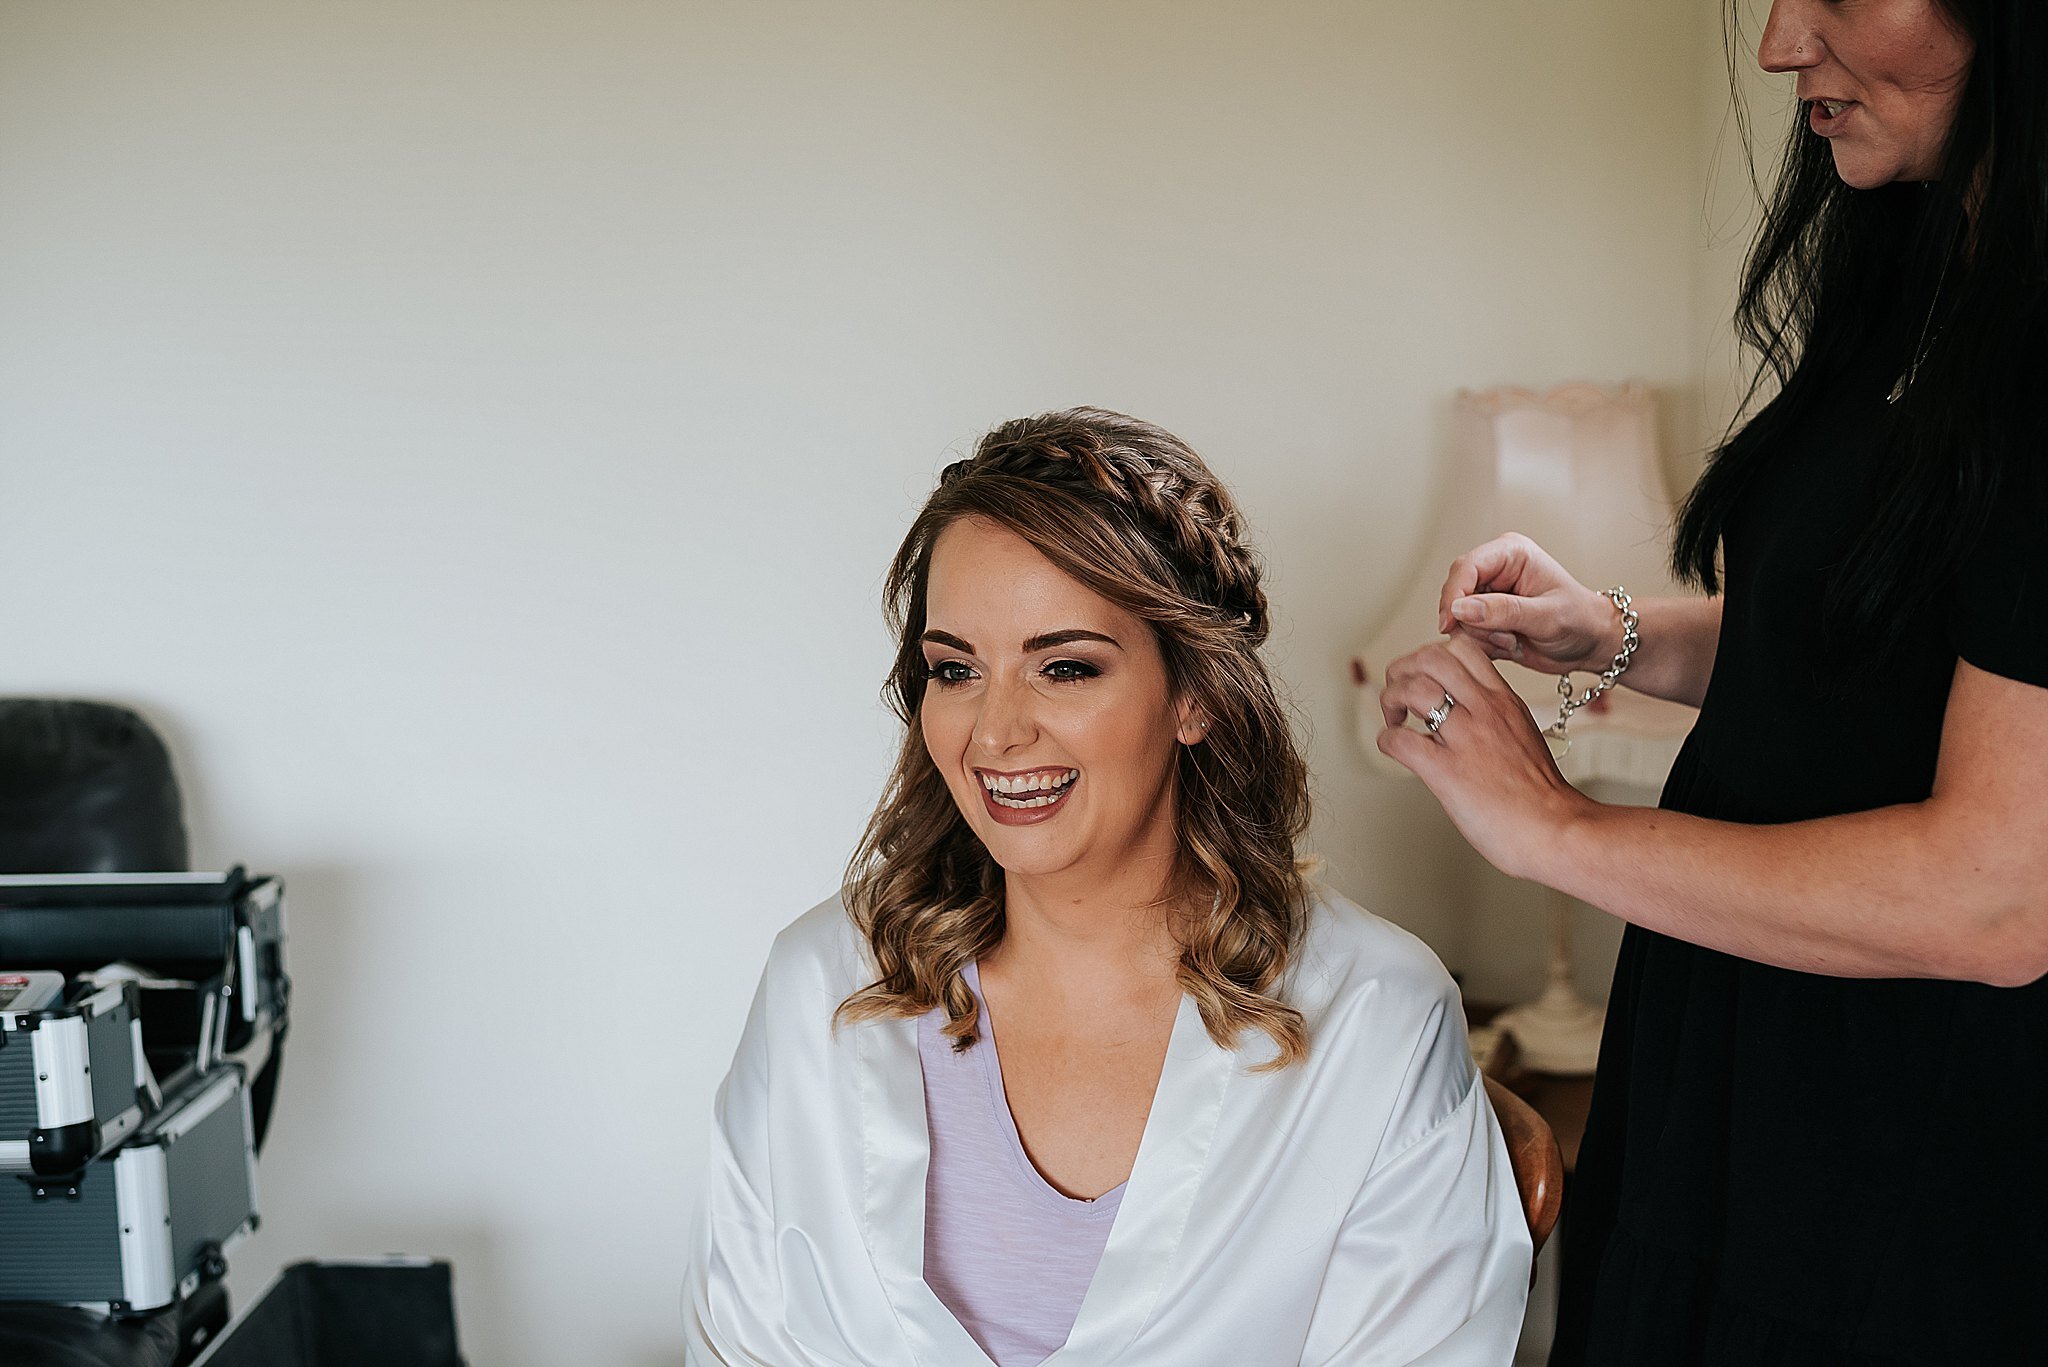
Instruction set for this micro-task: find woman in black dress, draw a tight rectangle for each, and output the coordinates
[1376,2,2048,1362]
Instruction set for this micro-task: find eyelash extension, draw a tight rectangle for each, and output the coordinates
[921,659,1101,685]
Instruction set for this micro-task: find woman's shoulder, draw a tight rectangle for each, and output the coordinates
[759,892,871,1000]
[1951,462,2048,689]
[1288,882,1461,1026]
[1285,884,1479,1166]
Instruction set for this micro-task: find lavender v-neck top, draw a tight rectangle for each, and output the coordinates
[918,962,1125,1367]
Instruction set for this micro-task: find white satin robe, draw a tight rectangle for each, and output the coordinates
[684,887,1530,1366]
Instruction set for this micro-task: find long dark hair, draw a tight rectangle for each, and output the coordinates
[1674,1,2048,672]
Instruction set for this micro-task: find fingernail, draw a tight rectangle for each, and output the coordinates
[1450,598,1480,622]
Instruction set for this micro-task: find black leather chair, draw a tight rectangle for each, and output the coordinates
[0,700,189,876]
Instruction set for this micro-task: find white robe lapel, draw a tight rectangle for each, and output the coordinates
[858,991,1238,1367]
[855,1013,1000,1366]
[1049,993,1236,1364]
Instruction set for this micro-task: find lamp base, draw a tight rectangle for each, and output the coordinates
[1494,978,1605,1075]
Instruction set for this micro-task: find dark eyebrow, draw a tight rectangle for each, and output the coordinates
[918,628,1123,654]
[1023,629,1122,653]
[921,630,975,653]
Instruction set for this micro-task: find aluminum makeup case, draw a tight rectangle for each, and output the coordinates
[0,870,286,1317]
[0,870,287,1126]
[0,1066,259,1314]
[0,976,149,1179]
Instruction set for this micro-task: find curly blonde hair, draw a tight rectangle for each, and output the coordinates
[836,408,1312,1068]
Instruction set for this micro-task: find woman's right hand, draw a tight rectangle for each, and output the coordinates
[1436,532,1615,675]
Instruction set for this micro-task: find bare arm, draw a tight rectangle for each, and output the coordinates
[1560,593,1721,710]
[1380,644,2048,987]
[1434,534,1720,709]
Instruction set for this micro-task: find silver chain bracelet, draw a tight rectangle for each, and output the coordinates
[1542,586,1638,759]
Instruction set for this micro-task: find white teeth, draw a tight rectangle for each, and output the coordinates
[980,768,1076,793]
[981,768,1079,807]
[1820,100,1849,117]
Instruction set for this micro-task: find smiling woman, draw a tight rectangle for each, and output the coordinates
[682,409,1532,1365]
[845,411,1312,1075]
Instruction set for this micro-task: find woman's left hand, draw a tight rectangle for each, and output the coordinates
[1375,633,1591,881]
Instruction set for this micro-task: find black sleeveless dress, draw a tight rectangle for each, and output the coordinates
[1549,344,2048,1366]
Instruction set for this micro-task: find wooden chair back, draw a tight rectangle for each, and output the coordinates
[1483,1076,1564,1257]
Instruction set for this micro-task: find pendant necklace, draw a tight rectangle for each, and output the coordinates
[1888,241,1957,406]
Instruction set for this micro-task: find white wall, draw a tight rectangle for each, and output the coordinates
[3,4,1717,1361]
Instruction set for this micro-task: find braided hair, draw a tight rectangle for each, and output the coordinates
[838,408,1312,1069]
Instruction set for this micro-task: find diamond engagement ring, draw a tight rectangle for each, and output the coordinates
[1424,691,1456,735]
